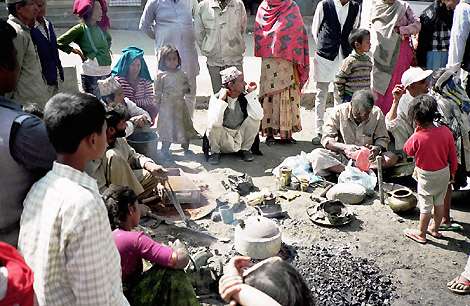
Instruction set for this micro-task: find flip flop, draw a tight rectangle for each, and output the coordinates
[439,223,463,232]
[404,229,427,244]
[426,231,444,239]
[447,277,470,294]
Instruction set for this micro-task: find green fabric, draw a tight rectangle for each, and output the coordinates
[126,266,200,306]
[57,23,112,66]
[112,46,152,81]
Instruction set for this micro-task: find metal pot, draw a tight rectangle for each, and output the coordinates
[127,130,158,159]
[386,188,417,213]
[234,216,281,259]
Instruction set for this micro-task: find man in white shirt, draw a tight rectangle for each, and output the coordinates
[206,67,263,165]
[311,0,360,145]
[385,67,433,150]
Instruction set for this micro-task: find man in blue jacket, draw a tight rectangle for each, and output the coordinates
[30,0,64,97]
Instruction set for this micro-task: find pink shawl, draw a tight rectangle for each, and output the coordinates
[73,0,110,30]
[254,0,310,87]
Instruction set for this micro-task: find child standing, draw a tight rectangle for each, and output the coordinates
[102,184,199,306]
[403,95,458,244]
[18,93,129,305]
[334,29,372,104]
[155,45,197,158]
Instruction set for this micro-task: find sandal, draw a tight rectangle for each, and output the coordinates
[426,231,444,239]
[439,223,463,232]
[278,138,297,144]
[265,136,276,145]
[404,229,427,244]
[447,277,470,294]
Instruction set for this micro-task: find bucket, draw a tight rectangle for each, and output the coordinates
[219,205,234,224]
[127,131,158,158]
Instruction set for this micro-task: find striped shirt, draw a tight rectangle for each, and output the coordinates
[18,162,129,306]
[334,51,372,101]
[115,76,154,111]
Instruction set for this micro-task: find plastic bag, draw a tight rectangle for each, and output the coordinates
[272,152,323,183]
[338,160,377,191]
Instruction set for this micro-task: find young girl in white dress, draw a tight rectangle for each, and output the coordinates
[155,45,197,158]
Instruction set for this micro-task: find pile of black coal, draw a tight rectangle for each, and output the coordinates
[290,245,396,306]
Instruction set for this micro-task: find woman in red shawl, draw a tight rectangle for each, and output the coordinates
[255,0,309,144]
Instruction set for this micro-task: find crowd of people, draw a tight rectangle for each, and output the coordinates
[1,0,470,304]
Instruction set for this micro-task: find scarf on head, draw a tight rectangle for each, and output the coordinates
[254,0,310,87]
[73,0,110,31]
[370,0,406,94]
[0,242,34,306]
[433,69,470,113]
[111,46,153,81]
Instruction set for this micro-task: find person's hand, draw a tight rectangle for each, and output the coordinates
[130,115,150,128]
[365,144,381,161]
[72,48,86,62]
[169,239,189,269]
[145,162,168,179]
[343,144,360,159]
[223,256,251,276]
[219,88,229,102]
[402,33,410,41]
[392,84,405,102]
[246,82,257,93]
[219,256,251,306]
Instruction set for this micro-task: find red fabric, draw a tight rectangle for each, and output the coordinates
[72,0,110,30]
[113,229,173,282]
[403,125,458,175]
[254,0,310,87]
[374,40,414,115]
[0,242,34,306]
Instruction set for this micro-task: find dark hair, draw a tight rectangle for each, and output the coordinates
[244,259,314,306]
[348,28,370,50]
[23,103,44,119]
[102,184,138,230]
[158,45,181,71]
[7,1,27,17]
[105,102,129,128]
[0,18,18,71]
[44,93,106,154]
[408,94,440,126]
[351,89,374,111]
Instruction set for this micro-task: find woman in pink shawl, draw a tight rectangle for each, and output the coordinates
[255,0,309,144]
[370,0,420,115]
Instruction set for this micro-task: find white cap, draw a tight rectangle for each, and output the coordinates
[401,67,433,88]
[220,66,243,85]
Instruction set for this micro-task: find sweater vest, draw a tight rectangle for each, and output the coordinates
[317,0,359,61]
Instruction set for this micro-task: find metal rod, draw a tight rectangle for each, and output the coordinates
[376,156,385,205]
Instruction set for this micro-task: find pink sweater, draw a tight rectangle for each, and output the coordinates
[403,125,458,176]
[113,229,173,282]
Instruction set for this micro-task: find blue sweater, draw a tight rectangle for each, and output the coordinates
[30,19,64,86]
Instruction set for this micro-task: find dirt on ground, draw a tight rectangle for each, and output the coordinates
[142,108,470,306]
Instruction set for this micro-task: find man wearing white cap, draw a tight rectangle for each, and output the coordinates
[206,67,263,165]
[5,0,50,108]
[97,76,151,135]
[385,67,433,150]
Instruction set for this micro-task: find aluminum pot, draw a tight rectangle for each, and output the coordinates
[234,216,281,259]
